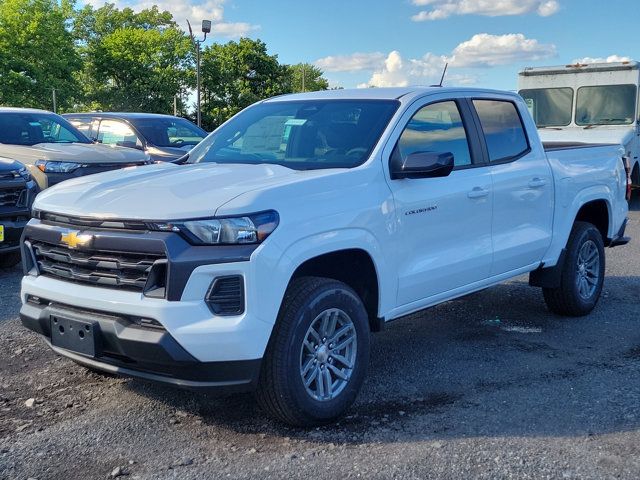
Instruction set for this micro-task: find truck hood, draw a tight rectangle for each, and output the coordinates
[537,126,636,149]
[0,142,148,164]
[34,162,336,220]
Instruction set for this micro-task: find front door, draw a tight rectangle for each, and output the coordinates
[386,97,494,306]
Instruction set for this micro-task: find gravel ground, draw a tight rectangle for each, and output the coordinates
[1,208,639,480]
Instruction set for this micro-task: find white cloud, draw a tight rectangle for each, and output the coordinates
[81,0,258,38]
[328,33,553,88]
[572,55,632,64]
[450,33,556,67]
[411,0,559,21]
[315,52,387,72]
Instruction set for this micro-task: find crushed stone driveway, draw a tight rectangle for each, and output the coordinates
[1,209,639,480]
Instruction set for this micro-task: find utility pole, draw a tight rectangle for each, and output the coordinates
[52,88,57,113]
[301,64,305,93]
[174,95,178,116]
[187,19,211,128]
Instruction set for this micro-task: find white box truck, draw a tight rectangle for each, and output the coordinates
[518,61,639,193]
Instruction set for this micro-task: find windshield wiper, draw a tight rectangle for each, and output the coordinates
[539,126,563,130]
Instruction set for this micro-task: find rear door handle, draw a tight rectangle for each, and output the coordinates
[467,187,490,199]
[528,177,547,188]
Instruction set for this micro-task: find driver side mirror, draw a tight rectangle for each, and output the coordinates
[391,151,455,180]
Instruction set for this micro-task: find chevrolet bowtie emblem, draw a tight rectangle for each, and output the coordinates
[60,230,93,249]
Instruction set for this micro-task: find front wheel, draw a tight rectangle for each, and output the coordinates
[543,221,605,316]
[256,276,370,427]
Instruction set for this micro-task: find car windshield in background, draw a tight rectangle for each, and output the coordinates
[575,84,637,126]
[187,100,400,170]
[519,87,573,127]
[130,118,206,148]
[0,112,90,146]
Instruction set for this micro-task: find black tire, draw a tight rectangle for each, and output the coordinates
[0,251,21,269]
[543,221,605,316]
[256,276,370,427]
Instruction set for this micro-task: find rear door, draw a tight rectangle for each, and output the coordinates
[470,97,554,275]
[385,94,494,306]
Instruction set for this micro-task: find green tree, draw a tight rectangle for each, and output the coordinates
[286,63,329,93]
[74,4,193,113]
[0,0,81,110]
[200,38,290,129]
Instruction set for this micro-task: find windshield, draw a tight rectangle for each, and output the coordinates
[519,87,573,127]
[130,117,207,148]
[0,112,91,146]
[187,100,400,170]
[576,84,637,126]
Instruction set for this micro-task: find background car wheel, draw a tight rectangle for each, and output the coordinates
[256,276,370,427]
[543,221,605,316]
[0,251,21,269]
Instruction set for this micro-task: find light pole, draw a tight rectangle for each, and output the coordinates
[187,19,211,128]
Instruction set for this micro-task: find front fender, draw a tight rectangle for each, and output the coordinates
[254,229,393,326]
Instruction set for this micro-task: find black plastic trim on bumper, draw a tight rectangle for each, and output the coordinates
[20,300,261,392]
[21,219,258,300]
[608,218,630,248]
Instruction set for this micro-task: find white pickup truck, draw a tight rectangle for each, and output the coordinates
[19,87,630,426]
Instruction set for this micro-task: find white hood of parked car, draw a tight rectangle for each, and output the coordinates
[33,162,338,220]
[0,142,148,164]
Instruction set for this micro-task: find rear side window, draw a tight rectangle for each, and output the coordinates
[473,100,529,162]
[393,100,472,167]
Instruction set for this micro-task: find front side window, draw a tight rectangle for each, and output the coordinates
[0,113,89,146]
[575,84,637,126]
[393,100,472,167]
[97,120,140,148]
[188,100,399,170]
[130,118,206,148]
[473,100,529,162]
[518,88,573,127]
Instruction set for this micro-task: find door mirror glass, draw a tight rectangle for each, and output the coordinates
[391,151,454,179]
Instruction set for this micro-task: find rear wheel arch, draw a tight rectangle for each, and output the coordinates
[574,199,610,244]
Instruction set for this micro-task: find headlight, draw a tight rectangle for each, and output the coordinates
[35,160,81,173]
[151,211,279,245]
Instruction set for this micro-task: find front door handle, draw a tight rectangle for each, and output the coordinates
[467,187,490,199]
[528,177,547,188]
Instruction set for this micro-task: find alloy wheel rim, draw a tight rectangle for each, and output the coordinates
[299,308,357,402]
[576,239,600,300]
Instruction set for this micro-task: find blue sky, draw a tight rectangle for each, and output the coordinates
[86,0,639,90]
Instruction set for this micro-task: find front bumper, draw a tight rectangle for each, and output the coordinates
[20,296,262,391]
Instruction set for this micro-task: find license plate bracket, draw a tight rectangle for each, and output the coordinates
[50,315,98,357]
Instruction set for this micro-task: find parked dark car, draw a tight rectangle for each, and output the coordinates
[63,113,208,162]
[0,157,38,268]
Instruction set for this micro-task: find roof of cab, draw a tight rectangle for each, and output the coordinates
[263,86,519,103]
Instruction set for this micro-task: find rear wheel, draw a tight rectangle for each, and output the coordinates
[543,221,605,316]
[256,276,370,427]
[0,251,21,269]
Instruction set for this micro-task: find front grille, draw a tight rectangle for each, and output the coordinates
[205,275,244,315]
[31,241,165,291]
[0,187,25,207]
